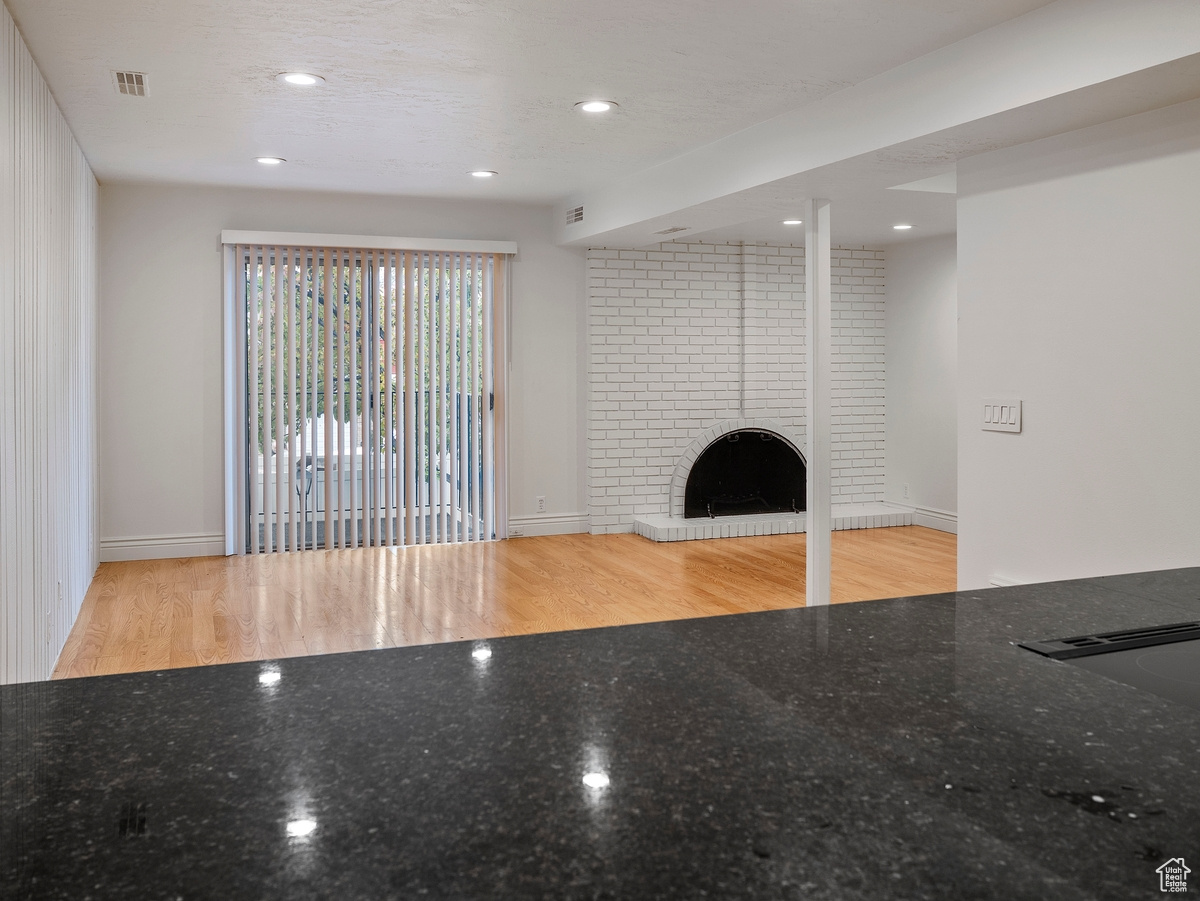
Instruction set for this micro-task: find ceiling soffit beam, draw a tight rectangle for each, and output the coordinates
[558,0,1200,246]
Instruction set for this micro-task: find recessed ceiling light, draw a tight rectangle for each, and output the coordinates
[782,219,803,226]
[277,72,325,87]
[256,157,286,165]
[893,224,914,230]
[470,170,497,178]
[575,100,617,113]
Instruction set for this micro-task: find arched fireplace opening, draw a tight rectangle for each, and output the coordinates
[684,430,806,519]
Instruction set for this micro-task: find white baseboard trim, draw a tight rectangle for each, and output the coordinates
[508,512,590,538]
[589,522,636,536]
[100,532,227,562]
[911,506,958,534]
[988,576,1026,588]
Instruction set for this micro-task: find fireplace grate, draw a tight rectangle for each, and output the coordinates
[684,429,805,520]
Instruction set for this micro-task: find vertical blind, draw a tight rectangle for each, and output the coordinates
[233,242,506,552]
[1,7,99,683]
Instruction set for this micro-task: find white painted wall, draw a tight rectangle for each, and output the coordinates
[957,99,1200,589]
[1,6,98,683]
[884,235,957,532]
[99,184,585,559]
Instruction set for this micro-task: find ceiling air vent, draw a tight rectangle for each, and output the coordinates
[565,205,584,226]
[654,226,689,235]
[113,71,148,97]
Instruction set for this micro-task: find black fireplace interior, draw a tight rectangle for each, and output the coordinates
[684,430,806,518]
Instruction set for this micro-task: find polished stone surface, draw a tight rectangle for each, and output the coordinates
[4,569,1200,899]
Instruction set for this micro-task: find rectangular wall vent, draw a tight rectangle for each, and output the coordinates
[113,71,148,97]
[654,226,689,235]
[566,206,584,226]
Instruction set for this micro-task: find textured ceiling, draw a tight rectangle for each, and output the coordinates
[6,0,1056,202]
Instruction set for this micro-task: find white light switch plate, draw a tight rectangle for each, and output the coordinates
[982,398,1022,433]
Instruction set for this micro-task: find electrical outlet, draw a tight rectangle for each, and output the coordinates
[903,483,909,499]
[536,495,546,513]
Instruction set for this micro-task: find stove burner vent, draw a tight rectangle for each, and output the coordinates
[1019,621,1200,659]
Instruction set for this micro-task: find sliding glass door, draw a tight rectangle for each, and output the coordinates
[233,243,504,552]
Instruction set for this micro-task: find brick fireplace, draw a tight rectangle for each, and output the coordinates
[587,240,906,539]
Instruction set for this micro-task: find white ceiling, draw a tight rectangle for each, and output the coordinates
[7,0,1200,245]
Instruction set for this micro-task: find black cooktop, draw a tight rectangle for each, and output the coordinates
[1070,639,1200,712]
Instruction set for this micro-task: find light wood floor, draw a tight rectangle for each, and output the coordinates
[52,526,956,679]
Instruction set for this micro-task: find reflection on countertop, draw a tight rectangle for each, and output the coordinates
[4,568,1200,899]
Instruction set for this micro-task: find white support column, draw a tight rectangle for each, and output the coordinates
[805,199,832,606]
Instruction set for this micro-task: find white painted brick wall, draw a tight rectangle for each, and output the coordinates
[587,242,885,533]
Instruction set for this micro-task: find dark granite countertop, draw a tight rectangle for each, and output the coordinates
[4,569,1200,899]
